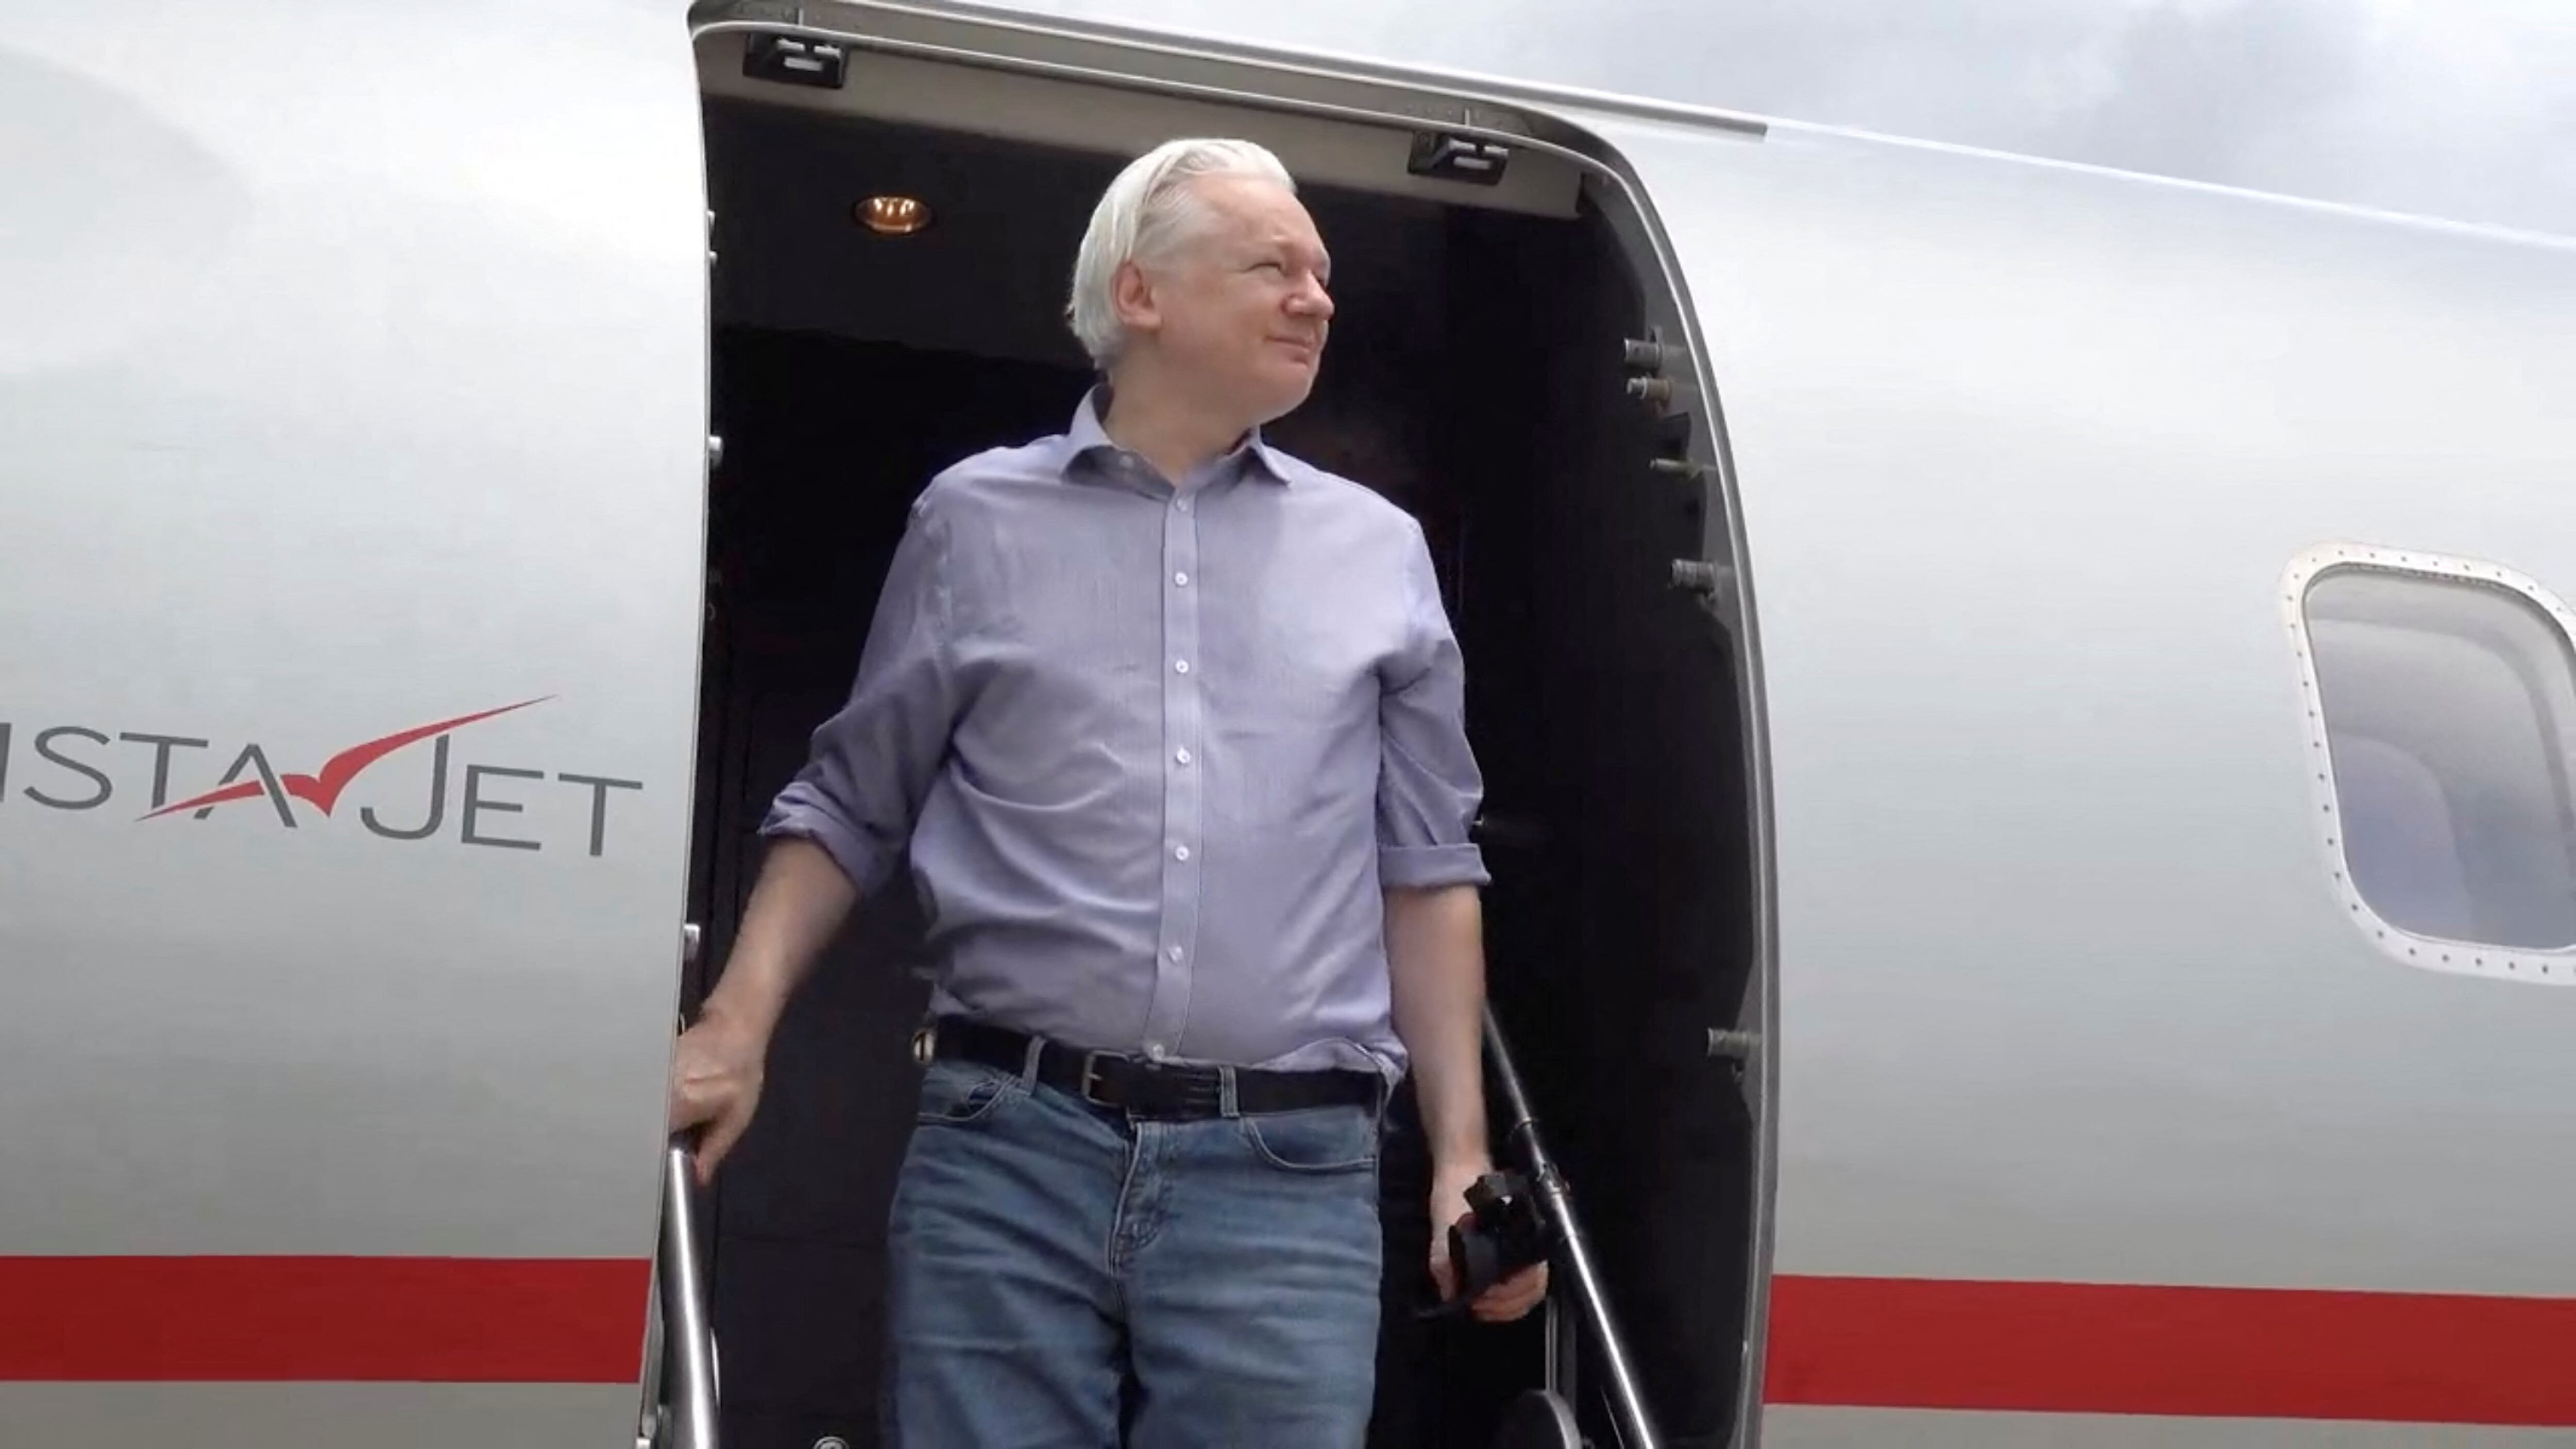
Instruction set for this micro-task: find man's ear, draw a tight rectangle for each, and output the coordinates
[1112,259,1161,337]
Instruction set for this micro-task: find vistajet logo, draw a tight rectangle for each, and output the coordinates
[0,697,643,856]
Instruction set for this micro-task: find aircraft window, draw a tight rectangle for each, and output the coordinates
[2287,546,2576,978]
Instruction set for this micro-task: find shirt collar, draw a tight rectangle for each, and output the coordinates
[1063,384,1289,488]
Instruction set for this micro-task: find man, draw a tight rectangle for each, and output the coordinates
[667,135,1546,1447]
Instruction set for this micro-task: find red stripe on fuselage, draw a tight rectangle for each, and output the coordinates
[0,1256,650,1383]
[15,1255,2569,1417]
[1766,1273,2576,1425]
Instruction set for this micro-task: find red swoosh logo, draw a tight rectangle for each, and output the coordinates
[143,698,551,821]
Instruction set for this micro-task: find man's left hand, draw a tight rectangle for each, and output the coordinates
[1427,1158,1550,1323]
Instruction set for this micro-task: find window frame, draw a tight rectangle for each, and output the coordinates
[2283,542,2576,983]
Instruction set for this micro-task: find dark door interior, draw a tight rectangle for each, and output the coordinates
[688,326,1090,1449]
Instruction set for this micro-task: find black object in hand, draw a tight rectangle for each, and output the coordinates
[1442,1169,1557,1308]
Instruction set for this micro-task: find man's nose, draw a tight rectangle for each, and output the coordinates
[1291,275,1333,318]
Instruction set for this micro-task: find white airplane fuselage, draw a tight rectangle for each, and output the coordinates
[5,2,2574,1445]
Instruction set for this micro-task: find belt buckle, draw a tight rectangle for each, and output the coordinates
[909,1024,936,1066]
[1077,1050,1113,1105]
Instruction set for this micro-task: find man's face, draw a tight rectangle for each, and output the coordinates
[1126,174,1334,423]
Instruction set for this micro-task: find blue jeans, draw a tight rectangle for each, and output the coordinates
[882,1050,1388,1447]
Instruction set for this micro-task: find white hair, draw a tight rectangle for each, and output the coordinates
[1065,137,1298,368]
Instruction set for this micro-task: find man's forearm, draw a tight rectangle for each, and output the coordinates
[1385,883,1489,1167]
[700,836,860,1038]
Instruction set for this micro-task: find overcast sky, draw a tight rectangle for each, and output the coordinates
[1011,0,2573,239]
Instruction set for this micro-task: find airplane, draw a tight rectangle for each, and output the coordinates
[5,0,2574,1445]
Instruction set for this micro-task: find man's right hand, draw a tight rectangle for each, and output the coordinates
[663,837,860,1184]
[668,1006,769,1185]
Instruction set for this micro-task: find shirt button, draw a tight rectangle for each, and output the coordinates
[1174,571,1190,586]
[1178,498,1193,513]
[1174,659,1190,674]
[1175,747,1192,765]
[1145,1042,1167,1062]
[1174,844,1191,861]
[1167,945,1184,961]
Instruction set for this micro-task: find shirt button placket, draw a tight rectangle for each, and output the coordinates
[1147,484,1205,1058]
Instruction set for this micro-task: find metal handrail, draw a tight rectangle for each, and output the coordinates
[657,1133,722,1449]
[1484,1003,1663,1449]
[657,925,722,1449]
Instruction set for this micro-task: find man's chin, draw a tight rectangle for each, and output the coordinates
[1255,381,1317,426]
[1270,358,1322,397]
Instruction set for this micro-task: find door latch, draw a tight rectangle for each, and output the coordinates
[1706,1028,1757,1062]
[743,32,847,89]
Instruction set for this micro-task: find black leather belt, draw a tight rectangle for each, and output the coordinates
[919,1016,1381,1119]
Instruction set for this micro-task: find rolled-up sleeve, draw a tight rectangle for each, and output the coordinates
[759,487,962,896]
[1375,518,1490,891]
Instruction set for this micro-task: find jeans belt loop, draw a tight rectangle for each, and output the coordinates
[1018,1031,1045,1086]
[1217,1065,1240,1119]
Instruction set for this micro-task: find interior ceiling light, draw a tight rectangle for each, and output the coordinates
[855,194,932,236]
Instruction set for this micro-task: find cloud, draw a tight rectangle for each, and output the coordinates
[1003,0,2574,237]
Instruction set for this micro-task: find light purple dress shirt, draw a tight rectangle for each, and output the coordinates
[760,388,1488,1080]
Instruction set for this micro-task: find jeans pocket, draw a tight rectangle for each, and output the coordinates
[914,1059,1018,1128]
[1239,1103,1381,1173]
